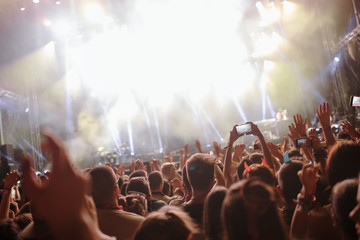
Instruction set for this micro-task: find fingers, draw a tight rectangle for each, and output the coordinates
[22,155,41,199]
[41,128,72,175]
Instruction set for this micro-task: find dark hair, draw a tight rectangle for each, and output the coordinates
[129,170,148,180]
[331,178,358,240]
[123,194,148,217]
[148,171,163,191]
[243,164,277,187]
[0,219,21,240]
[277,161,304,203]
[186,153,215,191]
[89,166,118,206]
[117,176,124,190]
[204,186,227,240]
[237,158,254,180]
[14,213,33,230]
[222,179,287,240]
[326,141,360,187]
[287,149,303,161]
[121,182,128,196]
[249,153,264,164]
[126,177,151,200]
[134,206,199,240]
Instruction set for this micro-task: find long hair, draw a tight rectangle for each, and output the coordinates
[222,178,287,240]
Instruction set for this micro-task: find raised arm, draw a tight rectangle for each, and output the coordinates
[22,128,112,240]
[247,122,275,171]
[195,140,203,153]
[316,102,336,147]
[223,125,241,188]
[0,170,18,220]
[341,120,360,140]
[290,164,319,239]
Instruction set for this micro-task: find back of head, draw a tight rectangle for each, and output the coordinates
[331,178,358,240]
[222,179,286,240]
[243,164,276,187]
[326,141,360,187]
[126,177,151,200]
[204,186,227,240]
[14,213,33,230]
[287,149,303,161]
[129,170,148,180]
[124,194,148,217]
[186,153,215,192]
[148,171,163,192]
[89,165,117,206]
[237,158,254,180]
[134,206,199,240]
[249,153,264,164]
[0,219,21,240]
[277,161,304,203]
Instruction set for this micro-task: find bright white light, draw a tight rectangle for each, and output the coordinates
[84,3,104,22]
[53,20,70,36]
[334,57,340,62]
[56,1,61,5]
[264,60,276,71]
[283,1,295,15]
[20,7,25,11]
[33,0,40,3]
[257,2,281,27]
[43,20,52,27]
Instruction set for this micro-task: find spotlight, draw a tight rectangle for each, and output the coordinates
[33,0,40,3]
[25,107,30,113]
[83,3,104,22]
[43,19,52,27]
[20,7,26,11]
[334,57,340,62]
[56,1,61,4]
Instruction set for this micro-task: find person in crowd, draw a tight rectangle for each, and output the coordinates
[133,206,201,240]
[331,178,358,240]
[182,153,216,227]
[203,186,227,240]
[0,219,22,240]
[148,171,170,204]
[222,178,287,240]
[276,160,304,229]
[126,176,167,212]
[89,165,144,240]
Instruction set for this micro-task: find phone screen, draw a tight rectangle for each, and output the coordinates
[236,124,252,135]
[351,96,360,107]
[295,138,312,148]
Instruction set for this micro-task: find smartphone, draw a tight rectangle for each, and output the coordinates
[350,96,360,107]
[295,138,312,148]
[236,124,252,135]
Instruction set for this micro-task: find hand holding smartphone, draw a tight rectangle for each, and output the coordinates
[236,123,252,135]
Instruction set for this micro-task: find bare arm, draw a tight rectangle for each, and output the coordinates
[0,171,18,220]
[316,103,336,147]
[224,126,241,188]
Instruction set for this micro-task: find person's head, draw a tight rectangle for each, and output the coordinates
[161,163,176,181]
[204,186,227,240]
[349,175,360,240]
[134,206,200,240]
[222,179,286,240]
[122,194,148,217]
[148,171,164,192]
[129,170,148,180]
[186,153,215,192]
[337,131,352,141]
[0,219,21,240]
[331,178,358,240]
[242,164,277,187]
[251,138,262,153]
[120,182,128,196]
[326,141,360,187]
[14,213,33,230]
[237,158,254,180]
[287,149,303,161]
[248,153,264,164]
[162,179,171,196]
[126,177,151,202]
[89,165,119,206]
[276,160,304,204]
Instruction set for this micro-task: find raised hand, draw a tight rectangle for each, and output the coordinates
[195,140,203,153]
[213,141,222,157]
[4,170,18,190]
[292,114,308,137]
[298,164,319,197]
[341,120,360,139]
[22,128,110,239]
[164,156,172,163]
[233,144,245,162]
[316,102,331,128]
[135,159,146,170]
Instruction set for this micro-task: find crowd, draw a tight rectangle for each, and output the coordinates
[1,102,360,240]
